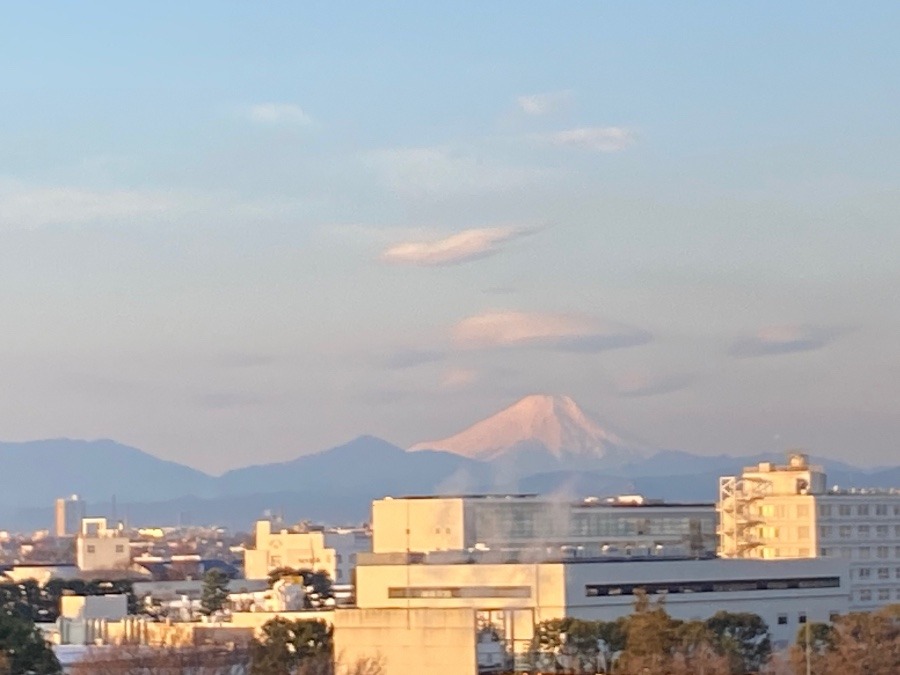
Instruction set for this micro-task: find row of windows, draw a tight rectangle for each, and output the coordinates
[820,546,900,560]
[855,588,900,602]
[854,567,900,580]
[818,504,900,517]
[820,524,900,539]
[584,576,841,597]
[388,586,532,599]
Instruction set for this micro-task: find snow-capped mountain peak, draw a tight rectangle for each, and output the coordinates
[409,394,638,464]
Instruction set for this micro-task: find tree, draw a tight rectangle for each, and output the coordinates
[705,610,772,673]
[200,569,230,616]
[250,617,333,675]
[0,610,61,675]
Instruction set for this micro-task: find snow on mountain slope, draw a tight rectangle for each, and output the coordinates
[409,394,642,463]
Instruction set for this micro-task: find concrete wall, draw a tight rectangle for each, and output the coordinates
[372,498,467,554]
[333,607,477,675]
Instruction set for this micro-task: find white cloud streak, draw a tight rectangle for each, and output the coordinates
[453,311,651,352]
[536,126,635,153]
[248,103,312,125]
[0,180,173,230]
[730,325,843,358]
[380,226,532,266]
[516,90,573,116]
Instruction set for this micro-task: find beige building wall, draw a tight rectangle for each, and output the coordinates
[718,454,900,610]
[76,519,131,572]
[244,521,337,580]
[355,561,566,623]
[333,607,478,675]
[372,498,468,554]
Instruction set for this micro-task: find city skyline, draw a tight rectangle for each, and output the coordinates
[2,3,900,471]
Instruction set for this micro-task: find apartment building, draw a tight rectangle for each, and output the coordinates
[718,453,900,610]
[75,518,131,572]
[372,494,716,557]
[244,520,371,583]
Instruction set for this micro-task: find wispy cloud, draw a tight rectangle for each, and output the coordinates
[730,325,842,358]
[453,311,651,352]
[367,146,550,197]
[0,180,173,230]
[440,367,479,390]
[614,372,693,398]
[248,103,312,125]
[381,226,533,266]
[516,90,573,116]
[535,126,635,153]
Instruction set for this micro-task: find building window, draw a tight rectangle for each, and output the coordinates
[86,545,95,553]
[860,589,872,602]
[820,526,832,538]
[876,525,888,537]
[859,547,871,559]
[877,568,889,579]
[839,526,852,539]
[798,613,807,624]
[797,505,809,518]
[838,505,852,517]
[858,525,870,537]
[819,505,832,517]
[858,505,869,516]
[336,554,342,563]
[878,588,890,601]
[798,548,810,557]
[798,526,810,539]
[820,548,830,556]
[777,614,788,625]
[875,505,888,516]
[877,547,889,559]
[115,545,124,553]
[895,525,900,537]
[858,568,871,579]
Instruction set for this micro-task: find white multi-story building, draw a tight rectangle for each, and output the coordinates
[718,453,900,611]
[244,520,371,584]
[76,518,131,572]
[352,551,848,651]
[372,494,716,557]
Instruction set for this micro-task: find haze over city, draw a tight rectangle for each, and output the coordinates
[3,2,900,472]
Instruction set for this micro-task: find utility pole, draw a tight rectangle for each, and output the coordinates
[805,614,811,675]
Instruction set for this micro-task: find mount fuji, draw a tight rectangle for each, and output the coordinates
[409,394,646,475]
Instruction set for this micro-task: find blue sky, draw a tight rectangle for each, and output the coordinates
[1,2,899,471]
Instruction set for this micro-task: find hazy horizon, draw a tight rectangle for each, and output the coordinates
[2,3,899,472]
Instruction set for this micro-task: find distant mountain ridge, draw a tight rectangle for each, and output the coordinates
[2,395,898,531]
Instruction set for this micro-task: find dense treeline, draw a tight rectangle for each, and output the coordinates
[533,594,900,674]
[533,592,769,674]
[783,604,900,675]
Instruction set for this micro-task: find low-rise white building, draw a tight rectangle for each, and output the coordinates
[244,520,371,583]
[354,551,849,649]
[372,494,716,557]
